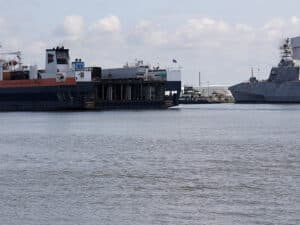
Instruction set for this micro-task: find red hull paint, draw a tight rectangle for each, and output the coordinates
[0,78,77,88]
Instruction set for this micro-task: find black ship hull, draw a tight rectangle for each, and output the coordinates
[0,82,95,111]
[0,80,179,111]
[165,81,182,106]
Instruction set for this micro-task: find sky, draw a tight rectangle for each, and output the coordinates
[1,0,300,85]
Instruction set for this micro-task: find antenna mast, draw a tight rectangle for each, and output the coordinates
[280,38,292,61]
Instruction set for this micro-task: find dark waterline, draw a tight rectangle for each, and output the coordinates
[0,104,299,225]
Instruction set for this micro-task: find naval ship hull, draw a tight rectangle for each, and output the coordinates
[230,81,300,103]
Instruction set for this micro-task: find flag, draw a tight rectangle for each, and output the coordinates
[173,59,177,63]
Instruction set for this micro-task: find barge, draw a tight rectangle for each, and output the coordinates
[0,47,181,111]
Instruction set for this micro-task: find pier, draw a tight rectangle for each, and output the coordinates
[91,79,168,109]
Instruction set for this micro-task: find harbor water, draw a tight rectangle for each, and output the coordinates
[0,104,299,225]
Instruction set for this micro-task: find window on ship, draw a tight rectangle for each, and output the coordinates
[57,58,68,64]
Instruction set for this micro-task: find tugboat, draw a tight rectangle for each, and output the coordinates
[230,37,300,103]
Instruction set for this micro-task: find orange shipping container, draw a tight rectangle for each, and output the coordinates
[3,72,11,81]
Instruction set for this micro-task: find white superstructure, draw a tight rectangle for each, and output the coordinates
[167,69,181,82]
[291,36,300,63]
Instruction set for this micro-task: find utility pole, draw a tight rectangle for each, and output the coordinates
[199,72,201,87]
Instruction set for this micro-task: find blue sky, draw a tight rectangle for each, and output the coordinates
[1,0,300,85]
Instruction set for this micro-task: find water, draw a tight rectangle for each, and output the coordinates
[0,104,299,225]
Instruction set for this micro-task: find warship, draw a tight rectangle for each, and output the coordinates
[230,37,300,103]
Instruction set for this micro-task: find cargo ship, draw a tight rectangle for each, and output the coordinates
[229,37,300,103]
[0,47,181,111]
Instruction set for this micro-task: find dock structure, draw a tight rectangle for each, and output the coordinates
[92,79,167,109]
[75,58,181,109]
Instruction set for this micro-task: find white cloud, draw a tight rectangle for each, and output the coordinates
[291,16,300,25]
[262,18,285,30]
[63,15,84,39]
[236,24,253,32]
[260,18,286,41]
[128,20,169,47]
[170,17,234,50]
[91,16,121,33]
[4,15,300,85]
[182,18,230,34]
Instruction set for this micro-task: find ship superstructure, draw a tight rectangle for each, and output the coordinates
[102,60,182,105]
[0,47,97,110]
[229,37,300,103]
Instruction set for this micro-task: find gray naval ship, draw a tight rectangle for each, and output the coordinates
[230,37,300,103]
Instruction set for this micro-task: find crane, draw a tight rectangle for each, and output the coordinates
[0,51,22,70]
[0,51,22,60]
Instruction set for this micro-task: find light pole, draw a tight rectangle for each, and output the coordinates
[199,72,201,88]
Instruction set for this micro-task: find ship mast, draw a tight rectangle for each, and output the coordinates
[278,38,294,67]
[280,38,292,61]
